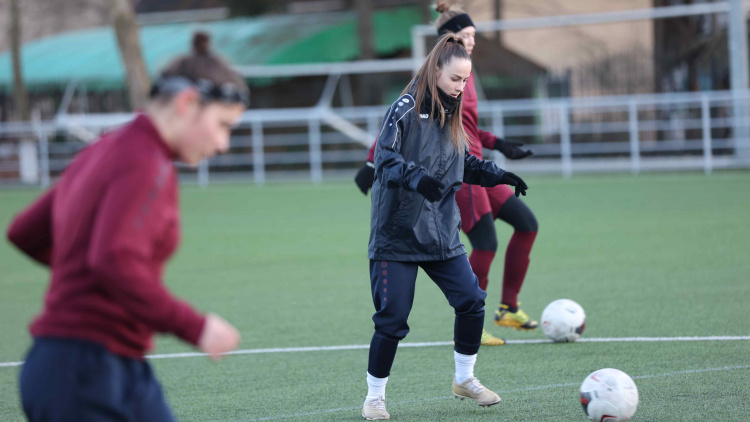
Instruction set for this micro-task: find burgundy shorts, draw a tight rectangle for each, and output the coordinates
[455,183,514,233]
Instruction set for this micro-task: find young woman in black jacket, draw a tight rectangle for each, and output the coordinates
[362,34,528,420]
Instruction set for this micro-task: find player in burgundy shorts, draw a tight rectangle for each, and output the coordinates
[355,3,538,347]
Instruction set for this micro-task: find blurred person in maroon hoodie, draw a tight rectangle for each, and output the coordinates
[7,32,246,422]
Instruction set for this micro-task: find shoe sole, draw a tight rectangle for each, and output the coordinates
[362,413,389,420]
[452,392,502,407]
[493,320,537,331]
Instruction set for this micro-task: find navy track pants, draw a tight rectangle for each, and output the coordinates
[19,337,176,422]
[367,255,487,378]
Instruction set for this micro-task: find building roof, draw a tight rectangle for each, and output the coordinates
[0,6,422,91]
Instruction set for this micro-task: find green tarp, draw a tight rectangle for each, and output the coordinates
[0,7,422,91]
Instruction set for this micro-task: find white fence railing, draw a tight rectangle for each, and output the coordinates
[1,90,749,188]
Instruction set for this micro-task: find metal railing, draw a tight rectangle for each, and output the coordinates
[1,90,749,188]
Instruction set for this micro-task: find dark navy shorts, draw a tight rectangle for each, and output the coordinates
[19,337,176,422]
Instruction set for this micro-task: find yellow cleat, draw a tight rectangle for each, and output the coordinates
[494,303,538,331]
[480,329,506,346]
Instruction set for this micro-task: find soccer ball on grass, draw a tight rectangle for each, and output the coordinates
[541,299,586,342]
[580,368,639,421]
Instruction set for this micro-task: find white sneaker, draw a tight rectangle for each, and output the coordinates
[452,377,501,406]
[362,395,390,420]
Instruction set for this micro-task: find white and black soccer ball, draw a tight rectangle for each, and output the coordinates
[541,299,586,342]
[580,368,639,421]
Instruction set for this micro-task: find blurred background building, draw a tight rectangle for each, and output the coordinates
[1,0,748,184]
[0,0,667,120]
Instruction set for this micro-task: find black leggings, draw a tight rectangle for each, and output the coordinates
[466,194,538,252]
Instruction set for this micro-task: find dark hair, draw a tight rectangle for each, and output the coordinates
[152,32,248,104]
[402,33,471,150]
[192,32,211,55]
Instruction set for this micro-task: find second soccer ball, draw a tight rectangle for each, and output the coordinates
[541,299,586,342]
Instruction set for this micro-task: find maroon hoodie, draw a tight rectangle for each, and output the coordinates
[7,114,206,359]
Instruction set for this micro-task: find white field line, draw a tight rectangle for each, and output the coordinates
[230,364,750,422]
[1,336,749,368]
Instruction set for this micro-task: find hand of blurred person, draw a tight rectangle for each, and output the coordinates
[355,162,376,195]
[416,175,445,202]
[198,313,240,361]
[499,172,528,197]
[493,138,533,160]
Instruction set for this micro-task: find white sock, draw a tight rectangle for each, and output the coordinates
[454,351,477,384]
[366,372,388,400]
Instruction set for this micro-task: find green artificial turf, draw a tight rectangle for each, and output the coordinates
[1,172,748,421]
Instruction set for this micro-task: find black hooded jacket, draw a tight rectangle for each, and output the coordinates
[368,87,508,261]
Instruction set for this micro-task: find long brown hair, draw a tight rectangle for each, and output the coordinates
[402,33,471,151]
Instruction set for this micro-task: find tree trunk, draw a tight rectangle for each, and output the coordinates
[418,0,431,24]
[495,0,503,46]
[355,0,382,105]
[111,0,150,110]
[356,0,374,60]
[10,0,30,121]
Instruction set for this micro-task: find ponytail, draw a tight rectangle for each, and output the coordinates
[403,33,471,150]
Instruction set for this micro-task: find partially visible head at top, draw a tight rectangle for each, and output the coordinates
[147,32,249,166]
[435,2,476,55]
[403,33,472,151]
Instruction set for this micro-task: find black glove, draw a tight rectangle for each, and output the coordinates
[499,172,528,197]
[416,175,445,202]
[354,162,375,195]
[493,138,533,160]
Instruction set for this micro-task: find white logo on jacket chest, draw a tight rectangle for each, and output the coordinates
[420,114,429,119]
